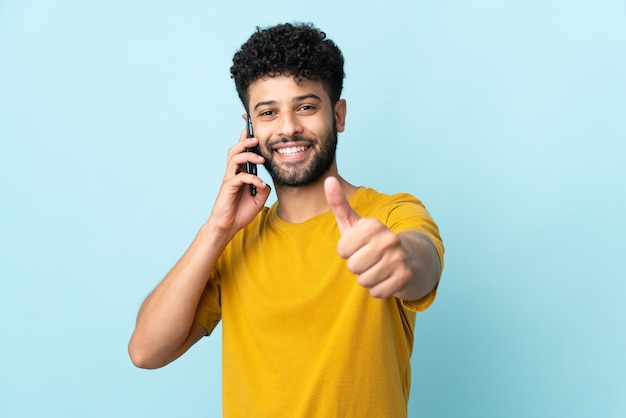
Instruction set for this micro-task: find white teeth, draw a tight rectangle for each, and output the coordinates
[276,146,307,156]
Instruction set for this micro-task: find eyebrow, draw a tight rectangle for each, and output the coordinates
[253,93,322,111]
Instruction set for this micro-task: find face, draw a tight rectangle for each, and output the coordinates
[247,76,346,188]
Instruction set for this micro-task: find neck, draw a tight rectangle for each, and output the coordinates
[273,169,357,224]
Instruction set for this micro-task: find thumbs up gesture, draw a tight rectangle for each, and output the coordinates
[324,177,423,300]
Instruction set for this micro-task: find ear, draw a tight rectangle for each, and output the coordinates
[334,99,347,133]
[241,113,248,121]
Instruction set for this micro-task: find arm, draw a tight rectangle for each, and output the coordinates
[128,130,269,369]
[392,230,441,301]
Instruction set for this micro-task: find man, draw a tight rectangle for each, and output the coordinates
[129,22,444,417]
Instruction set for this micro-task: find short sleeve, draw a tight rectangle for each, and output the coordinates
[401,282,439,312]
[381,193,444,313]
[194,270,222,336]
[385,194,444,272]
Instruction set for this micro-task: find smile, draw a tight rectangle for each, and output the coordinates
[275,146,309,156]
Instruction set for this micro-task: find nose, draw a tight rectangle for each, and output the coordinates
[276,112,302,139]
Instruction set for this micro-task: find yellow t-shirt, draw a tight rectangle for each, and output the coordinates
[195,186,444,418]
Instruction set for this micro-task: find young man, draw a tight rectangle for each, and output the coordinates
[129,22,444,417]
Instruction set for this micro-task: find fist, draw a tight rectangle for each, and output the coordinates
[324,177,414,299]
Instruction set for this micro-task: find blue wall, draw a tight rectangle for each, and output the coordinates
[1,1,624,416]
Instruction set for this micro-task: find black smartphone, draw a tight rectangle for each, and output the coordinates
[246,115,257,196]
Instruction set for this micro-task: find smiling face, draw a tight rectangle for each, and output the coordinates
[247,75,346,188]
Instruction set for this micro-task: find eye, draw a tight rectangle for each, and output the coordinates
[298,105,316,113]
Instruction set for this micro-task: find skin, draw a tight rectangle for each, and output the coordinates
[128,75,441,369]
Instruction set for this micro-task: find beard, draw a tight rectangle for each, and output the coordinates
[261,124,338,188]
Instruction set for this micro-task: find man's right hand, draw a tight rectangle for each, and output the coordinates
[208,128,271,239]
[128,129,270,369]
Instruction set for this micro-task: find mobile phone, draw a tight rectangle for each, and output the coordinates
[246,115,257,196]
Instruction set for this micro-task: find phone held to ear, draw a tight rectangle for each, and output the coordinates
[246,115,257,196]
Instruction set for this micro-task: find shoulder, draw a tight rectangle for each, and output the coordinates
[352,187,427,217]
[352,187,441,241]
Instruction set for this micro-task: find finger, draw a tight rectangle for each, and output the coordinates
[226,140,263,177]
[229,135,258,159]
[367,278,398,299]
[227,129,257,159]
[324,176,360,234]
[239,127,251,142]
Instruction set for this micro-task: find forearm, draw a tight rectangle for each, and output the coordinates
[393,231,441,302]
[128,220,230,368]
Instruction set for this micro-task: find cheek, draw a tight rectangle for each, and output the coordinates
[258,139,274,159]
[255,124,275,143]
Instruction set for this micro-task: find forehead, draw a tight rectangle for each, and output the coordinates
[247,75,329,109]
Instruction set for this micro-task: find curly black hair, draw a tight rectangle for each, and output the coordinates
[230,22,345,111]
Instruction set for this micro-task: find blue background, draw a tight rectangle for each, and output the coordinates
[1,1,625,417]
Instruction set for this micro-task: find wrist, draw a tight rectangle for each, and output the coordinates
[201,218,234,250]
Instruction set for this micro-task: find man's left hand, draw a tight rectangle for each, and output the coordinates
[324,176,418,299]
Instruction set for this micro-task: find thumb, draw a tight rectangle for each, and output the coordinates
[324,176,360,234]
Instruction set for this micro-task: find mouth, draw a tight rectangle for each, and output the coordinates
[270,141,313,161]
[275,145,309,156]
